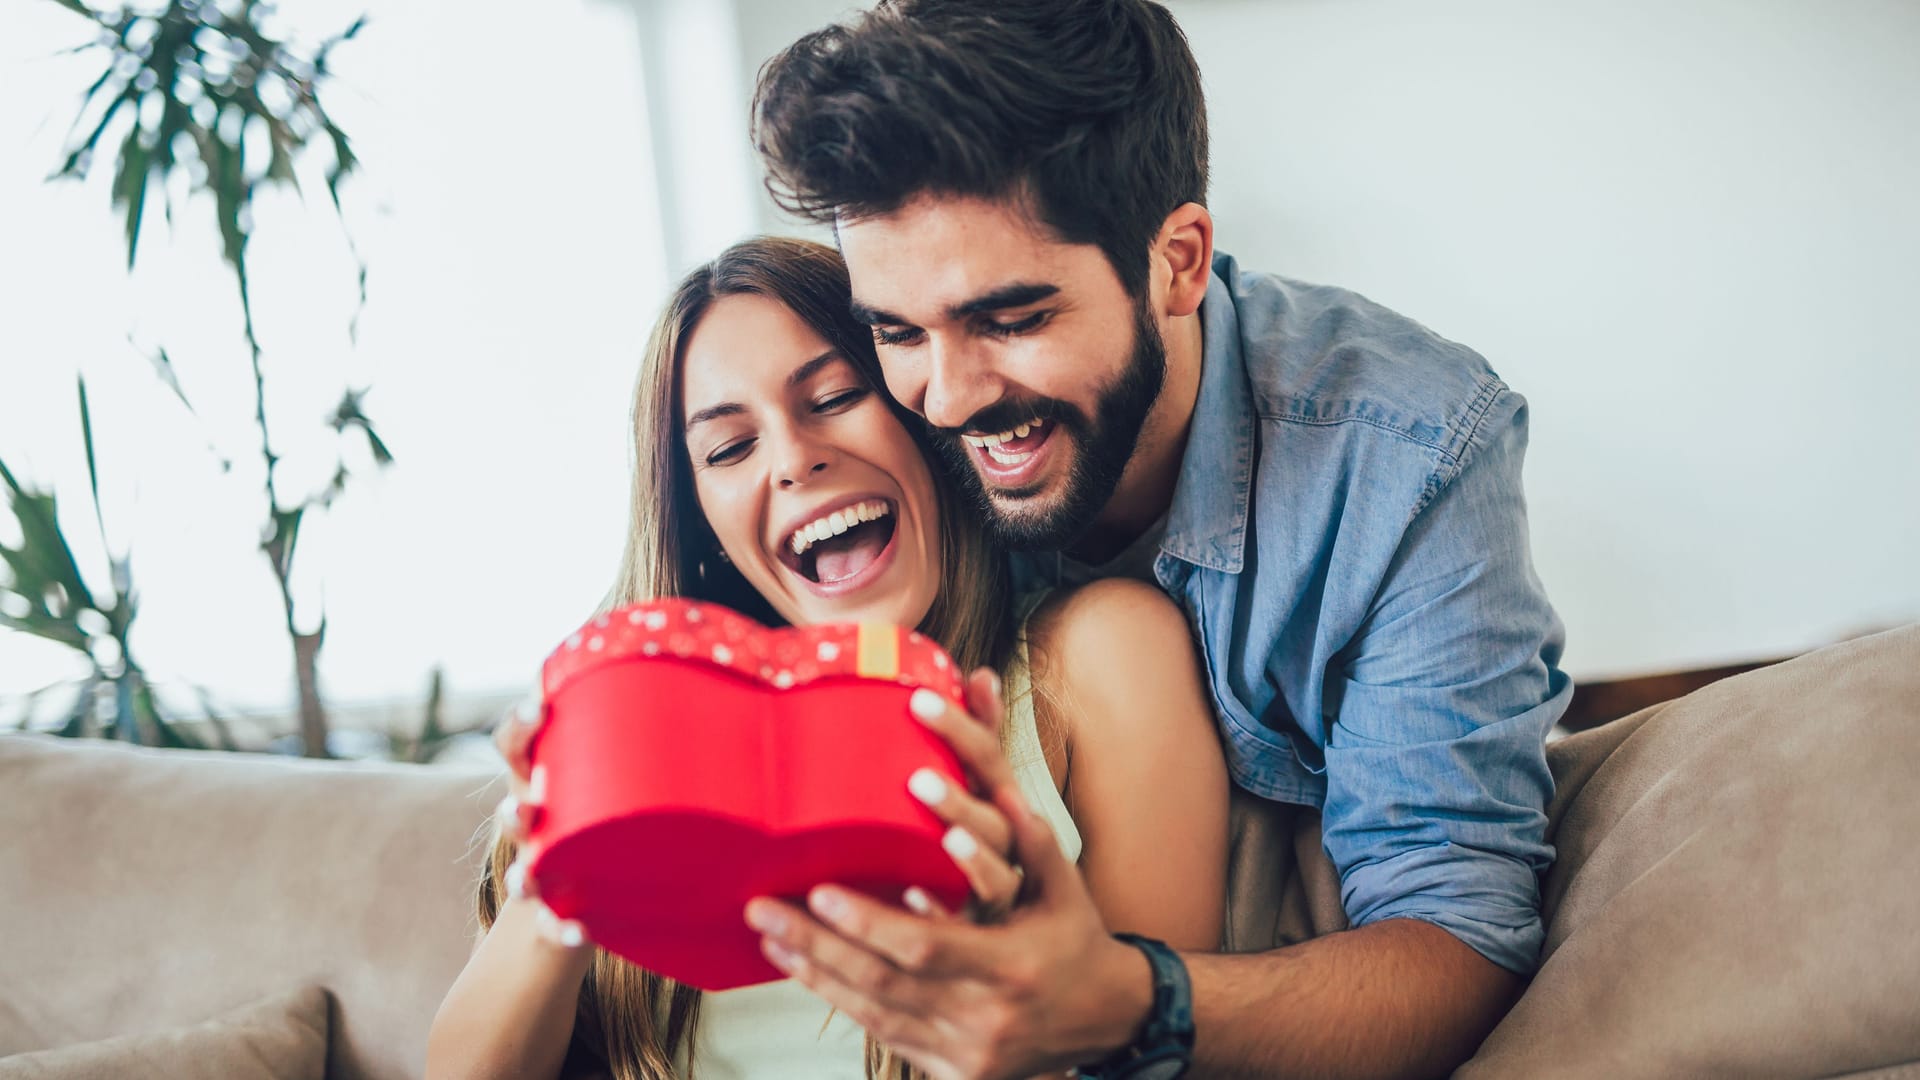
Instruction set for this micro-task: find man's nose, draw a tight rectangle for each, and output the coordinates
[920,335,1004,432]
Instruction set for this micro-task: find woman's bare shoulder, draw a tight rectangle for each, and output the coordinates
[1027,578,1205,722]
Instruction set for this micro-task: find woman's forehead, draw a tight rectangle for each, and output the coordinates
[680,294,848,416]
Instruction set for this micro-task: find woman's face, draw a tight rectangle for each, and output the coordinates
[680,292,943,629]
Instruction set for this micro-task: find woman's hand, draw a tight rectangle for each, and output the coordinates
[902,668,1028,924]
[492,688,548,847]
[490,687,591,950]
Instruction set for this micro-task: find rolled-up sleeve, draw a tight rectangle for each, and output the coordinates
[1320,392,1570,974]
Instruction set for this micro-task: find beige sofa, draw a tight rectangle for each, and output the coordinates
[4,625,1917,1079]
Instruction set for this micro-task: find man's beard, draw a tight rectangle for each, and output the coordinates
[932,295,1167,551]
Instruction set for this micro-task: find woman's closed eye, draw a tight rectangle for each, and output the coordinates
[700,389,870,466]
[814,387,869,412]
[704,438,754,467]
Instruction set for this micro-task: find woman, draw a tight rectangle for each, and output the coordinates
[427,238,1226,1080]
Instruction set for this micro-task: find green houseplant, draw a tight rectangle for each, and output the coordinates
[2,379,237,749]
[5,0,388,755]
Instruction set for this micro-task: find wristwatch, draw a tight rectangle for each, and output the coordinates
[1074,933,1195,1080]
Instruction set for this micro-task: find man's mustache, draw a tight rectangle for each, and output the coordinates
[929,397,1084,439]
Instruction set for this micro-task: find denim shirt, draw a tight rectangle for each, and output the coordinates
[1015,253,1570,974]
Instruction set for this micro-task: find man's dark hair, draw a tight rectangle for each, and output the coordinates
[752,0,1208,298]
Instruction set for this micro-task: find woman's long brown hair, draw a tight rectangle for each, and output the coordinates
[478,237,1013,1080]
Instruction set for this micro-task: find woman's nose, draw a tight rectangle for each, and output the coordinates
[773,437,833,488]
[777,460,829,488]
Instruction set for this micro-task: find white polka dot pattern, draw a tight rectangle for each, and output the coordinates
[542,600,967,706]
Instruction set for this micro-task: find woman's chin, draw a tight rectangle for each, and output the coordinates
[776,564,931,630]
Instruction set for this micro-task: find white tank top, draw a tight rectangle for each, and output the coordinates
[677,597,1080,1079]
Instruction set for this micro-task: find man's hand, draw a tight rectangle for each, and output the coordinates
[743,669,1154,1080]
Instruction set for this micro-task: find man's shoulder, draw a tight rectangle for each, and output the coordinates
[1214,254,1510,465]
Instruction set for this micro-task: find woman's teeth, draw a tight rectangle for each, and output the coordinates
[788,499,892,556]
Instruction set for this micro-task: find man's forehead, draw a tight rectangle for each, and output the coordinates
[838,195,1095,318]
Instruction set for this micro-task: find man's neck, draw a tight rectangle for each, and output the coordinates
[1068,307,1205,566]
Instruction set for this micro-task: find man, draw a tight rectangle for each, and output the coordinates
[742,2,1569,1077]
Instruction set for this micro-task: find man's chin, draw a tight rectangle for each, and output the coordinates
[979,483,1086,551]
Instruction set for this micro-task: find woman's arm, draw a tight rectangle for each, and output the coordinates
[426,889,597,1080]
[1028,578,1229,952]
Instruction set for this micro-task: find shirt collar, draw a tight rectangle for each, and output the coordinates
[1158,256,1255,574]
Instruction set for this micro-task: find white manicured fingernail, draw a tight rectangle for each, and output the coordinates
[514,692,543,726]
[907,768,949,806]
[533,902,579,948]
[988,671,1002,698]
[505,860,528,900]
[902,887,934,916]
[764,939,799,972]
[942,826,979,860]
[527,764,548,806]
[496,794,521,827]
[910,688,946,721]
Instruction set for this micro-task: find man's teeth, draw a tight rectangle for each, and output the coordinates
[788,499,891,556]
[960,420,1037,449]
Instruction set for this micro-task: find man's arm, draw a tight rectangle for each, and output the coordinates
[1182,921,1521,1078]
[1320,389,1567,976]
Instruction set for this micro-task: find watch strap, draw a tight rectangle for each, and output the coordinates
[1075,933,1194,1079]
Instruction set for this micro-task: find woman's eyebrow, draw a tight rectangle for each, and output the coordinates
[685,402,743,430]
[684,350,842,431]
[785,349,842,388]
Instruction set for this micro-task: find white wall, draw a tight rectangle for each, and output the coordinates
[1169,0,1920,675]
[734,0,1920,678]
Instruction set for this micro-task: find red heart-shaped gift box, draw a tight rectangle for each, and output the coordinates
[525,599,972,990]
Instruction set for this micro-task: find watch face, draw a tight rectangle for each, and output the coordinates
[1109,1047,1188,1080]
[1131,1059,1188,1080]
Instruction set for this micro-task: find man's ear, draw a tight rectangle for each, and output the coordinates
[1153,202,1214,319]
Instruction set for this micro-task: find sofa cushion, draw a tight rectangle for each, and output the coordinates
[0,736,504,1080]
[1460,625,1920,1078]
[0,985,329,1079]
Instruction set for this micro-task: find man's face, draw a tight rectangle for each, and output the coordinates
[839,195,1166,551]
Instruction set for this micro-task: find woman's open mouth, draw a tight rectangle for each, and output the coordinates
[777,497,900,595]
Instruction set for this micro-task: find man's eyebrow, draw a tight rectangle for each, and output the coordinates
[948,282,1059,320]
[684,350,843,431]
[848,298,899,326]
[848,283,1061,327]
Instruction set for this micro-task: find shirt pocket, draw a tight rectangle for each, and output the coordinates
[1185,575,1311,799]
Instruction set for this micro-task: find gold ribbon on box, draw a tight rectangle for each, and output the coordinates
[855,624,900,681]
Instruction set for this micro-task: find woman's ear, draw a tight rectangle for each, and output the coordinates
[1153,203,1214,319]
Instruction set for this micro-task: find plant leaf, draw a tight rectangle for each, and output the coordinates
[108,105,151,268]
[75,374,114,552]
[0,455,102,623]
[55,79,138,179]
